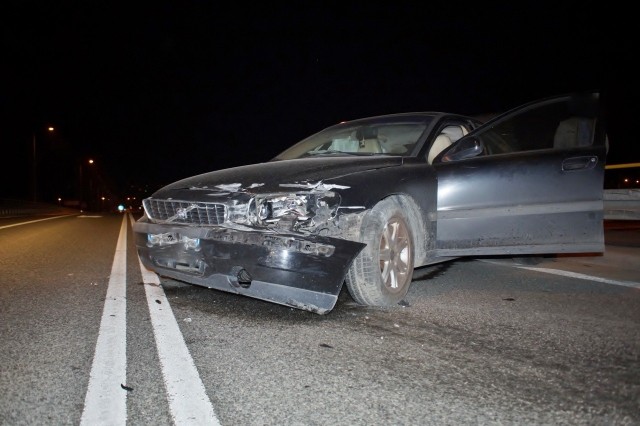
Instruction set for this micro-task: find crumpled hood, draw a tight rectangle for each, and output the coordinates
[152,156,403,199]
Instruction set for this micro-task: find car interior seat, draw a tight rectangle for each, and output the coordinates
[441,125,468,140]
[428,134,453,164]
[428,125,469,164]
[554,117,594,149]
[356,127,383,153]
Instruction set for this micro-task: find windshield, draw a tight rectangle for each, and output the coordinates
[274,118,432,160]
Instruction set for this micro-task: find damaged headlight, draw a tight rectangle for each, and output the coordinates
[248,191,340,228]
[147,232,201,251]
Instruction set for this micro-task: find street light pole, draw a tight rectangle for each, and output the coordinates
[32,126,54,203]
[32,132,37,202]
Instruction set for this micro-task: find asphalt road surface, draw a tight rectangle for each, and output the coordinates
[1,213,639,425]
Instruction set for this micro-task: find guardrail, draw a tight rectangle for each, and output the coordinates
[604,162,640,220]
[0,199,79,218]
[603,189,640,220]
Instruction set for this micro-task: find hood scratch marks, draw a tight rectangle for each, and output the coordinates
[280,181,350,191]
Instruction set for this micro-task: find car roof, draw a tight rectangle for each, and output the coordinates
[337,111,449,124]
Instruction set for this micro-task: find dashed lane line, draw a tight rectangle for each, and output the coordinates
[81,214,128,425]
[129,214,220,425]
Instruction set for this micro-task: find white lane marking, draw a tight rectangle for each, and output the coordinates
[0,214,75,229]
[515,266,640,289]
[81,214,128,426]
[129,214,220,425]
[78,215,103,218]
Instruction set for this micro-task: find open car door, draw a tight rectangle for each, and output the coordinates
[434,92,607,256]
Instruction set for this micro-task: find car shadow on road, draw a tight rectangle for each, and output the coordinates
[411,262,453,281]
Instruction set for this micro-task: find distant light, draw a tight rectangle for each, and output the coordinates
[48,127,54,131]
[88,159,94,164]
[118,204,125,212]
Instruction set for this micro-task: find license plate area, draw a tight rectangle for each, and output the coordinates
[153,256,205,275]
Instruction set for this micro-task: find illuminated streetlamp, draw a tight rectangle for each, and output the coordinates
[79,158,95,210]
[32,126,54,202]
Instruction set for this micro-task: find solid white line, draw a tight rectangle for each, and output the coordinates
[515,266,640,289]
[129,214,220,425]
[81,214,128,426]
[0,214,75,229]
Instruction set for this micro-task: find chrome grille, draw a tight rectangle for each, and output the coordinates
[143,199,226,225]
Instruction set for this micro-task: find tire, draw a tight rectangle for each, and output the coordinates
[346,196,415,307]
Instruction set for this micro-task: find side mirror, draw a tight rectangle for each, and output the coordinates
[440,137,484,162]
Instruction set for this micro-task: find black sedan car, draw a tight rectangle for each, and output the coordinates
[133,92,607,314]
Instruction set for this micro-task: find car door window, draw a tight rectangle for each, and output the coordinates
[459,93,602,157]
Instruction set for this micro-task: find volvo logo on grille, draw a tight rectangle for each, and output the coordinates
[176,208,189,219]
[164,202,208,224]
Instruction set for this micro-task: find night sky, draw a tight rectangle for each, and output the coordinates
[2,2,635,204]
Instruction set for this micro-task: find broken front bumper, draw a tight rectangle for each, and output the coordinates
[133,220,365,314]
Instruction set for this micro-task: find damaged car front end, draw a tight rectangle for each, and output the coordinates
[134,179,367,314]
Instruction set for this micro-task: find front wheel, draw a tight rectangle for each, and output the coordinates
[346,196,415,307]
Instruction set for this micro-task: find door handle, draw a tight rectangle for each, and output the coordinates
[562,156,598,171]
